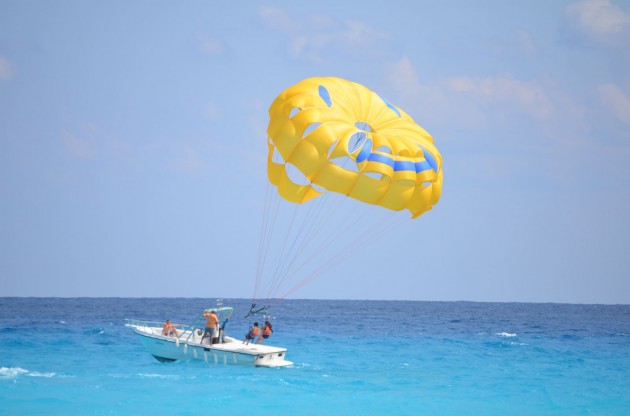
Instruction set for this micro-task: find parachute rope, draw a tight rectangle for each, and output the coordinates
[256,157,368,302]
[261,186,331,302]
[272,209,410,302]
[257,185,410,304]
[254,183,281,304]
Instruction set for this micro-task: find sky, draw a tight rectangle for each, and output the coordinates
[1,0,629,304]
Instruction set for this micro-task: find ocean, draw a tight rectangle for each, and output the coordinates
[1,298,629,415]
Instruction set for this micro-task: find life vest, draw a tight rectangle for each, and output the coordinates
[248,327,260,337]
[162,323,173,334]
[262,326,271,336]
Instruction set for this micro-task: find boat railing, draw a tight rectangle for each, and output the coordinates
[125,308,233,344]
[125,319,193,336]
[124,319,210,344]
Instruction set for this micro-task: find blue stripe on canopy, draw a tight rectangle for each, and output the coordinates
[414,160,432,173]
[356,139,372,163]
[394,160,415,171]
[359,151,437,173]
[378,95,401,117]
[367,153,395,168]
[421,148,438,172]
[318,85,332,107]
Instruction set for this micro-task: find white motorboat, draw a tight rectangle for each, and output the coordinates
[125,307,293,368]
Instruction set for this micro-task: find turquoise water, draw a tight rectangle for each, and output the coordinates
[1,298,629,415]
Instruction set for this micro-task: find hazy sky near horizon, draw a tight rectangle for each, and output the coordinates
[1,0,629,303]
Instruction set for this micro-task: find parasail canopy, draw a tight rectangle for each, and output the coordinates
[254,77,444,305]
[267,76,442,219]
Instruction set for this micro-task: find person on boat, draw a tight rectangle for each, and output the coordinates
[256,321,273,344]
[162,320,180,337]
[243,321,260,344]
[201,309,219,344]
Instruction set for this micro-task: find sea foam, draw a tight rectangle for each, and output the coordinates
[496,332,517,337]
[0,367,28,378]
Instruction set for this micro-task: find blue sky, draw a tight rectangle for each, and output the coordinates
[1,0,629,303]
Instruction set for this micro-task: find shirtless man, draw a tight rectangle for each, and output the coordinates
[201,310,219,344]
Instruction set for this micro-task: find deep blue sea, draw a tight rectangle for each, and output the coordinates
[1,298,629,415]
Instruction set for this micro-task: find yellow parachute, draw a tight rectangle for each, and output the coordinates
[253,77,443,305]
[267,76,442,219]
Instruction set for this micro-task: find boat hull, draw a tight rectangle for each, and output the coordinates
[133,329,293,368]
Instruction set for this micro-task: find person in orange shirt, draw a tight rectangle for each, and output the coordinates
[201,310,219,344]
[256,321,273,344]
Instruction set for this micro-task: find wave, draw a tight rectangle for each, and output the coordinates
[28,371,57,378]
[137,373,180,379]
[0,367,57,379]
[496,332,517,337]
[0,367,28,378]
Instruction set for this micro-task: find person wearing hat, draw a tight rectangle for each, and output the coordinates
[201,309,219,344]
